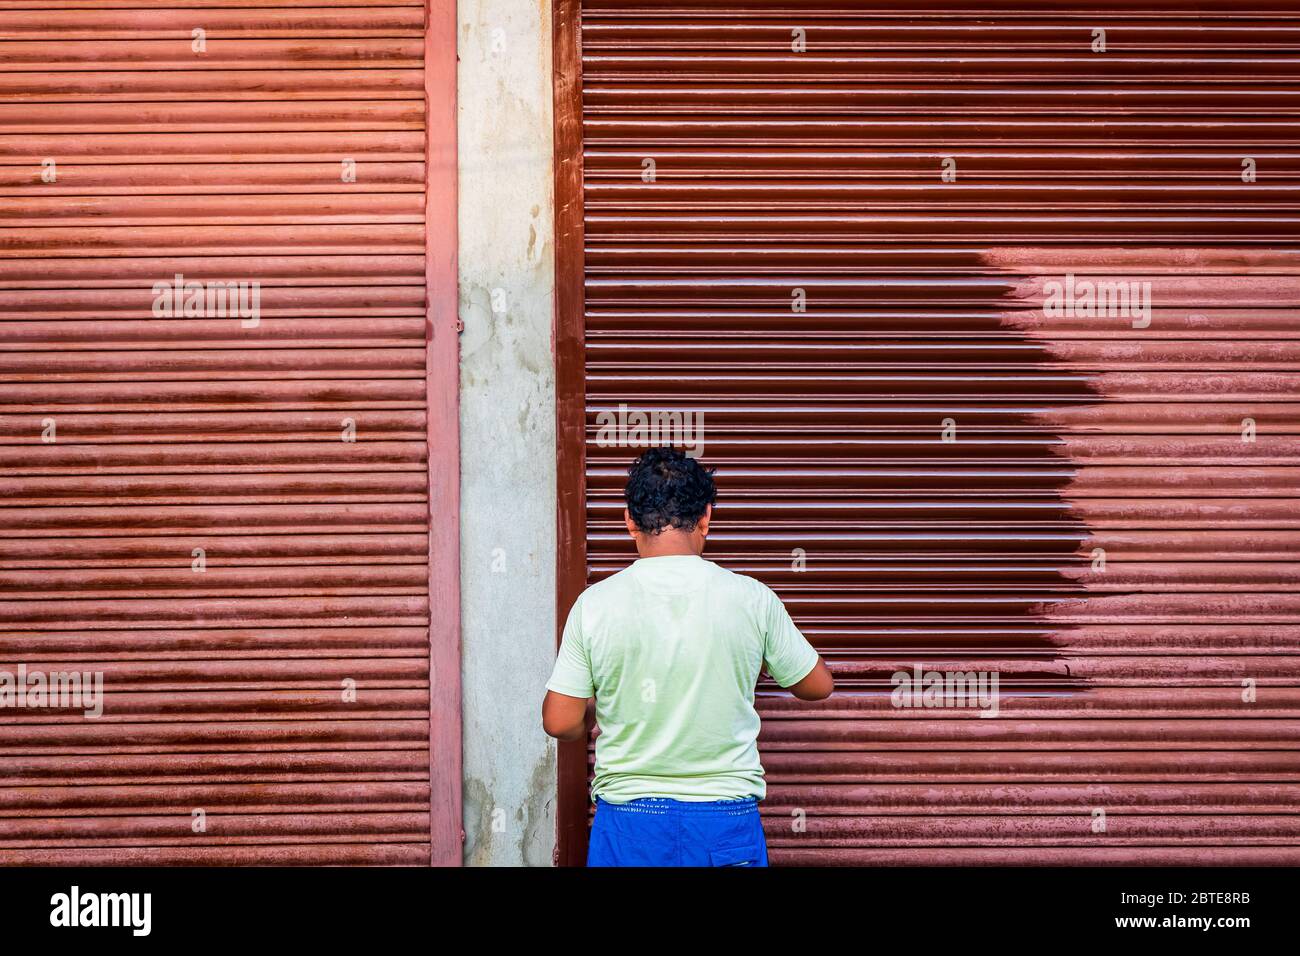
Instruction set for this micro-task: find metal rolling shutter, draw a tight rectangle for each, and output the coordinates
[0,1,444,864]
[558,0,1300,864]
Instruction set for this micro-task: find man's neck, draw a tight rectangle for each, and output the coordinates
[635,531,702,559]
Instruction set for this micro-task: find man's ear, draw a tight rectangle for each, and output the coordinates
[624,509,639,539]
[697,504,712,536]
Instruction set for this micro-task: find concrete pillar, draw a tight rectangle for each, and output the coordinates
[456,0,558,866]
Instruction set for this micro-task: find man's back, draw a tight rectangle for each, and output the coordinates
[541,447,831,865]
[547,554,819,802]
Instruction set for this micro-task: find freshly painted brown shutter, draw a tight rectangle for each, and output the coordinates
[0,1,442,864]
[559,0,1300,864]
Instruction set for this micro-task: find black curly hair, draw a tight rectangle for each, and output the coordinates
[624,447,717,534]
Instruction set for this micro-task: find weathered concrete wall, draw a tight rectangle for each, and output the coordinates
[456,0,557,866]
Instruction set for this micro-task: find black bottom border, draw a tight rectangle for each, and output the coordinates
[0,865,1287,942]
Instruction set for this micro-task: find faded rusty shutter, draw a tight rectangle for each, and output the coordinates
[560,0,1300,864]
[0,1,439,864]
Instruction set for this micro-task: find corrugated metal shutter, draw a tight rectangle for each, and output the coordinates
[558,0,1300,864]
[0,1,441,864]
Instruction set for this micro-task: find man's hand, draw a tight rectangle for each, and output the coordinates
[542,690,593,741]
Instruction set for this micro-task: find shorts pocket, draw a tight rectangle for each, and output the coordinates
[708,843,763,867]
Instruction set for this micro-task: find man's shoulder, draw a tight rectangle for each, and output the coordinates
[712,564,769,595]
[574,564,638,606]
[701,560,779,604]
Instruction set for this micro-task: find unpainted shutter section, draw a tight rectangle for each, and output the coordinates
[565,0,1300,864]
[0,1,433,864]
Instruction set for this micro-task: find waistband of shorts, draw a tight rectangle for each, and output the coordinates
[594,796,759,816]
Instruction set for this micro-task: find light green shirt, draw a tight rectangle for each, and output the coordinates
[546,554,820,803]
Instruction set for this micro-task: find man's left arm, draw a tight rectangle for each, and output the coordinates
[543,600,596,740]
[542,692,594,741]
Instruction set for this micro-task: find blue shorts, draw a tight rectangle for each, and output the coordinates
[587,796,769,867]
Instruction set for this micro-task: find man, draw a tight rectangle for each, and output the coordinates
[542,447,834,866]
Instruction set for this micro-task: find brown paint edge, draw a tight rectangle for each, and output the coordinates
[552,0,590,868]
[425,0,463,867]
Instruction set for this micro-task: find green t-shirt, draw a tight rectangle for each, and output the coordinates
[546,554,820,803]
